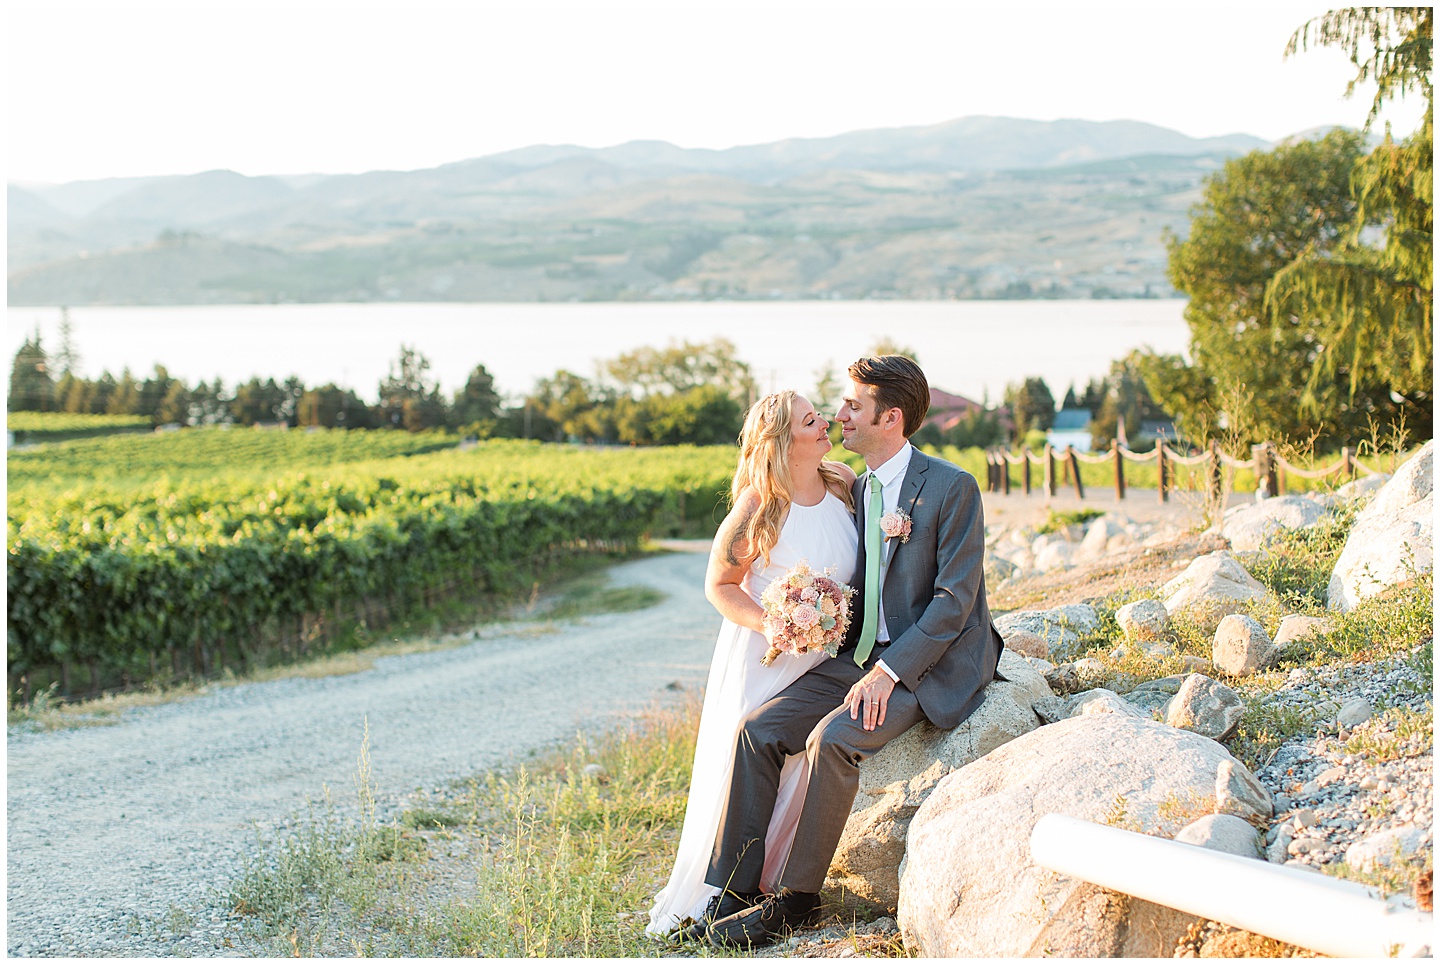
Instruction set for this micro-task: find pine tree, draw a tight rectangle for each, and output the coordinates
[8,331,55,412]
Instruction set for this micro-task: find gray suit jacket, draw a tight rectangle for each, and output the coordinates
[847,447,1004,729]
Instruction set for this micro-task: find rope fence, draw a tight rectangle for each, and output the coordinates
[983,441,1378,502]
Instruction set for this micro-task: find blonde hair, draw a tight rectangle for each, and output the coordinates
[731,390,854,566]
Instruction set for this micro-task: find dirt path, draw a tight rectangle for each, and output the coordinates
[5,548,718,957]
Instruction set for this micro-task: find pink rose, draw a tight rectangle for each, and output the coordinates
[800,587,819,603]
[792,604,821,628]
[880,511,912,542]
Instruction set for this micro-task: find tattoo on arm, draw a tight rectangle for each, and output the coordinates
[723,504,757,566]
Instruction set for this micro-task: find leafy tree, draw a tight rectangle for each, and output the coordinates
[7,331,55,412]
[1267,7,1432,435]
[867,338,919,363]
[187,378,231,426]
[616,386,743,445]
[603,338,755,405]
[1164,130,1383,443]
[1003,376,1055,437]
[230,377,289,425]
[811,361,844,418]
[298,383,373,429]
[378,345,445,430]
[525,370,601,442]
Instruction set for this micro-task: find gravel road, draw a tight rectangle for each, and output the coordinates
[6,548,718,957]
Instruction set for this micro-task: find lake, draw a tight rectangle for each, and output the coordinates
[6,300,1190,405]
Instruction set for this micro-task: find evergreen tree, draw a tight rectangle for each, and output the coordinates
[54,308,79,377]
[1003,376,1056,437]
[8,331,55,412]
[138,365,177,421]
[451,363,503,431]
[108,368,141,415]
[158,380,191,426]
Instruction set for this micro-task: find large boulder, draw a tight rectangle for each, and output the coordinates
[1174,813,1261,858]
[1074,516,1127,563]
[897,714,1271,958]
[1163,673,1244,741]
[1033,540,1075,573]
[993,604,1099,662]
[1161,551,1275,631]
[1211,614,1277,677]
[1115,598,1169,641]
[1272,614,1334,651]
[1221,496,1330,553]
[826,650,1045,910]
[1328,442,1433,612]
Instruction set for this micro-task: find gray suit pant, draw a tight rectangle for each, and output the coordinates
[705,648,925,895]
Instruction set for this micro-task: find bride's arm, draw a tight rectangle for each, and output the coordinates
[704,488,767,634]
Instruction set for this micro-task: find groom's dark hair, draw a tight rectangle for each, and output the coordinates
[849,354,929,438]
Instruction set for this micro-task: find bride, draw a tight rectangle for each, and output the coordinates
[646,389,857,940]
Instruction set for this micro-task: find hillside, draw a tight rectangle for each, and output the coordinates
[8,116,1268,305]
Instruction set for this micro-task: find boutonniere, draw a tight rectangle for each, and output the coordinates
[879,510,912,543]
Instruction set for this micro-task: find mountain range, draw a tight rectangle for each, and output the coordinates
[8,116,1270,305]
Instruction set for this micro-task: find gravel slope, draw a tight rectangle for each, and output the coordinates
[6,549,718,957]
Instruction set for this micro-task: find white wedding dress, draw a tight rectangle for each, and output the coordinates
[646,490,858,937]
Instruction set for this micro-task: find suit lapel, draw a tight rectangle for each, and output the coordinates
[883,449,928,566]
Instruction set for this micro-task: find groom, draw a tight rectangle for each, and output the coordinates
[703,354,1005,948]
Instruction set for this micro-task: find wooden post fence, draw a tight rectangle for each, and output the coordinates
[985,440,1377,503]
[1208,440,1222,504]
[1112,440,1125,500]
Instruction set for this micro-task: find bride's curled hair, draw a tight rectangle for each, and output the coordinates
[731,390,853,567]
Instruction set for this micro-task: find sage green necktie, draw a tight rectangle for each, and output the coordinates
[854,473,883,667]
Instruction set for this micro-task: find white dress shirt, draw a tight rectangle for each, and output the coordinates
[861,442,913,682]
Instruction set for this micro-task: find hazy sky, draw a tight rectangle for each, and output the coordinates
[7,0,1428,185]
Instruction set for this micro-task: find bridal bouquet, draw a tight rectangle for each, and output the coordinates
[758,560,855,666]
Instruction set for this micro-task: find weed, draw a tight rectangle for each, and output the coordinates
[1229,698,1315,772]
[228,722,426,954]
[1246,503,1359,611]
[1036,508,1104,536]
[1323,851,1433,900]
[400,807,470,830]
[1343,705,1434,763]
[1404,638,1433,684]
[1317,574,1433,664]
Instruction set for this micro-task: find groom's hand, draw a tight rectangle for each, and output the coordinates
[845,668,896,731]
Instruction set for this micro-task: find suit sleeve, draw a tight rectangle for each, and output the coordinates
[878,469,986,692]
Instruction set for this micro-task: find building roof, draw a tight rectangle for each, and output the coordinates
[925,387,989,431]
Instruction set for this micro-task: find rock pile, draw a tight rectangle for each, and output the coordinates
[985,513,1183,585]
[827,444,1434,956]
